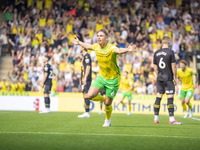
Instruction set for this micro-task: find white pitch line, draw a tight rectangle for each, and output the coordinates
[190,117,200,121]
[0,131,200,139]
[177,115,200,121]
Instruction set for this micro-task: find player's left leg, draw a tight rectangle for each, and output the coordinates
[103,96,113,127]
[185,90,194,118]
[85,86,105,102]
[78,96,90,118]
[40,85,51,114]
[99,89,106,114]
[99,101,104,114]
[78,82,91,118]
[85,76,106,102]
[166,81,182,124]
[102,77,119,127]
[181,98,189,118]
[120,92,126,106]
[167,94,183,125]
[127,93,132,115]
[154,93,162,124]
[154,80,165,124]
[120,93,126,111]
[180,90,188,118]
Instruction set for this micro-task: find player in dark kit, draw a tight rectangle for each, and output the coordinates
[153,36,183,125]
[99,89,106,114]
[40,55,52,113]
[78,46,92,118]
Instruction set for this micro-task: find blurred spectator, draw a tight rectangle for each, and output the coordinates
[25,78,33,91]
[9,80,18,92]
[146,79,154,95]
[0,0,199,97]
[137,81,146,95]
[0,77,9,92]
[64,79,72,92]
[0,30,8,56]
[71,73,80,92]
[8,71,18,83]
[32,79,41,92]
[57,79,65,92]
[17,78,26,92]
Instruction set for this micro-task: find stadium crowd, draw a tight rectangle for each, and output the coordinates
[0,0,200,99]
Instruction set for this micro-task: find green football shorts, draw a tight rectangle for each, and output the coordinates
[180,90,193,99]
[121,92,132,101]
[91,75,120,99]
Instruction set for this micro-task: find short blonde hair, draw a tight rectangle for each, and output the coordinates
[162,36,171,45]
[179,60,188,66]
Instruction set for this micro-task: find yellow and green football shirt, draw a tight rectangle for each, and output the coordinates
[51,79,57,93]
[177,67,196,91]
[39,18,46,27]
[10,83,18,92]
[0,81,9,92]
[17,82,25,92]
[91,43,120,79]
[120,76,133,93]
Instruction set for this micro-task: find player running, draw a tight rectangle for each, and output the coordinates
[119,71,134,115]
[78,46,92,118]
[153,36,183,125]
[40,55,52,113]
[72,29,136,127]
[177,60,198,118]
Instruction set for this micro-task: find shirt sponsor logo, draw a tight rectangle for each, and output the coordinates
[44,67,48,71]
[85,58,90,63]
[166,90,174,94]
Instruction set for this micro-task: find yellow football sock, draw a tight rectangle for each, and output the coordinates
[129,104,131,112]
[182,103,187,112]
[105,105,112,120]
[188,102,193,111]
[91,94,105,102]
[121,101,125,106]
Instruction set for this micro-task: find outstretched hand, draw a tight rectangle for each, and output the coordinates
[127,43,137,52]
[71,36,80,45]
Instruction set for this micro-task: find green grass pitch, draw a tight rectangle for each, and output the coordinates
[0,111,200,150]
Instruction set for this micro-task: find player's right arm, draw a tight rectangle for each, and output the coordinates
[153,64,158,76]
[153,53,158,76]
[71,36,92,50]
[83,65,90,85]
[177,71,181,85]
[42,65,49,88]
[171,51,177,85]
[192,70,198,89]
[42,72,48,88]
[172,62,177,85]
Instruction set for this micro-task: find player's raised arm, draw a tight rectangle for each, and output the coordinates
[71,36,92,50]
[115,43,136,54]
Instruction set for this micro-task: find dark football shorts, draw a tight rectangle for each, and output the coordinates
[44,84,52,94]
[156,80,175,95]
[82,82,91,93]
[100,89,106,96]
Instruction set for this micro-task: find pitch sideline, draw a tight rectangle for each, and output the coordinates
[0,131,200,139]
